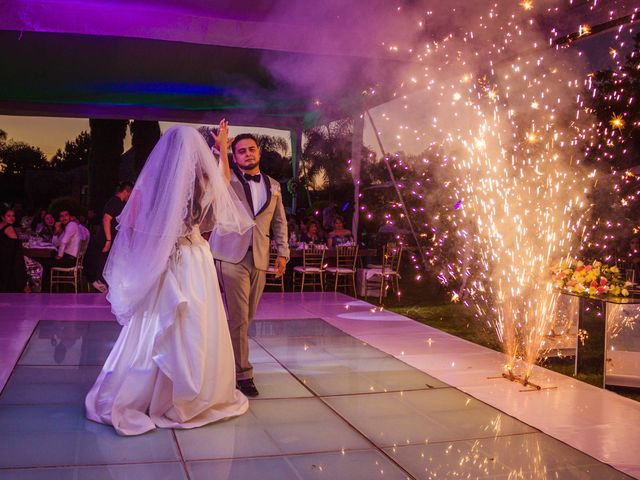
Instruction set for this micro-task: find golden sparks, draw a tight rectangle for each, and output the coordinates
[609,114,625,131]
[578,24,591,36]
[520,0,533,11]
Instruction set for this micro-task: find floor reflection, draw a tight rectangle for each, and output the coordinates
[0,319,630,479]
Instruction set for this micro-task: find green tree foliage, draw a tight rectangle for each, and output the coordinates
[300,119,383,225]
[303,119,354,190]
[254,134,291,180]
[88,119,128,211]
[582,33,640,258]
[0,139,49,203]
[359,151,433,248]
[50,131,91,171]
[0,141,48,175]
[585,32,640,170]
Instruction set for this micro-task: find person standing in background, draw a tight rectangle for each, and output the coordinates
[84,181,133,293]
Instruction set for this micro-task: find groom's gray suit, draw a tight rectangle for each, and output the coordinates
[209,167,289,381]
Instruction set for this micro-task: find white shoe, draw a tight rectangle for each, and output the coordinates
[92,281,108,293]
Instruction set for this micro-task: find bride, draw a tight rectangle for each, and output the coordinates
[85,122,254,436]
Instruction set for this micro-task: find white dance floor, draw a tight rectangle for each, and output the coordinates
[0,292,638,479]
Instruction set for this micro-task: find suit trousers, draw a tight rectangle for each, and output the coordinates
[216,250,266,381]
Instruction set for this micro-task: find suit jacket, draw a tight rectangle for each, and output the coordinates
[209,168,289,270]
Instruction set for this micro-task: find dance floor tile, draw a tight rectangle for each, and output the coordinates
[255,335,390,363]
[247,339,274,364]
[324,389,536,448]
[175,398,370,460]
[251,362,312,399]
[250,318,346,338]
[187,450,409,480]
[0,365,100,405]
[0,463,188,480]
[0,405,180,468]
[384,433,629,479]
[279,356,448,396]
[18,321,120,366]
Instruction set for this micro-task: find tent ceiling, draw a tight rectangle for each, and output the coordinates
[0,0,637,128]
[0,0,414,128]
[0,30,410,128]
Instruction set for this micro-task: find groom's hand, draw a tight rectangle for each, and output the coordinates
[275,256,287,278]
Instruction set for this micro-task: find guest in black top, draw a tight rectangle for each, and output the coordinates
[0,207,28,292]
[35,213,56,242]
[84,181,133,291]
[300,219,326,245]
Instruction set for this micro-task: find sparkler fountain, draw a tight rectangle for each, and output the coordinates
[368,1,638,385]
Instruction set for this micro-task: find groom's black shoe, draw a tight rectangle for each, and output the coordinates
[237,378,259,397]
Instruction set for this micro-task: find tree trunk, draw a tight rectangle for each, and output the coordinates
[131,120,161,175]
[88,119,128,212]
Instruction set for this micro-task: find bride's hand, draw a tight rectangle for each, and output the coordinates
[211,119,231,150]
[212,119,232,183]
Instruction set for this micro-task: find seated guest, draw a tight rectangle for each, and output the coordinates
[30,208,47,232]
[327,215,353,248]
[35,213,56,242]
[300,220,326,244]
[0,207,28,292]
[41,209,90,291]
[287,215,302,246]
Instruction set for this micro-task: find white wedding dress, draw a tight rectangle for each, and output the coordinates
[85,126,253,436]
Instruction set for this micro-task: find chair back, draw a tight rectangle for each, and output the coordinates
[382,243,402,274]
[265,246,285,291]
[268,247,279,268]
[335,245,358,271]
[76,240,88,267]
[302,245,326,270]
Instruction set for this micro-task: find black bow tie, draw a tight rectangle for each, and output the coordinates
[243,173,261,183]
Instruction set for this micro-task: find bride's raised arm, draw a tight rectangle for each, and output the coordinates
[211,119,231,183]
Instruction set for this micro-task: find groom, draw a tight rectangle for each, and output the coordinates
[209,133,289,397]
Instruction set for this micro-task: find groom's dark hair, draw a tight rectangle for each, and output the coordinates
[231,133,259,154]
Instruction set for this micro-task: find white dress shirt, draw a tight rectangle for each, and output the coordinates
[53,221,90,257]
[248,172,267,216]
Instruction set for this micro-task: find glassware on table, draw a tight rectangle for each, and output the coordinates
[625,269,636,285]
[288,232,298,247]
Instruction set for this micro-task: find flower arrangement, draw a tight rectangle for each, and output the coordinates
[552,260,631,298]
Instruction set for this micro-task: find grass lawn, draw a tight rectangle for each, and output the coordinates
[382,276,640,402]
